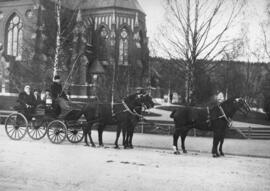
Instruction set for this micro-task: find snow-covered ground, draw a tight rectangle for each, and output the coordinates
[0,127,270,191]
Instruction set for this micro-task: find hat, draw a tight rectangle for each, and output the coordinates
[54,75,60,80]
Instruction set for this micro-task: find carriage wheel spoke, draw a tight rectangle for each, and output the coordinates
[56,135,60,143]
[37,129,42,137]
[33,130,37,138]
[17,129,22,137]
[10,129,16,138]
[7,127,15,134]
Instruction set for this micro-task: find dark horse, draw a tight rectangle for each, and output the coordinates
[170,97,250,157]
[81,93,154,149]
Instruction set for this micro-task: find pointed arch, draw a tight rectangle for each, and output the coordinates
[97,24,109,61]
[119,26,129,66]
[5,13,23,59]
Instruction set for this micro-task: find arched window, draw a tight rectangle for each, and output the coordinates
[6,14,23,59]
[98,26,108,61]
[119,27,128,66]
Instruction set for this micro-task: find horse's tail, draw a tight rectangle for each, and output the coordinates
[170,110,176,119]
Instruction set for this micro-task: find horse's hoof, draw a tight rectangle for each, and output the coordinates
[212,153,219,158]
[183,150,187,154]
[99,144,104,147]
[129,145,134,149]
[220,153,225,157]
[174,151,180,155]
[84,144,90,147]
[91,144,96,148]
[114,145,120,149]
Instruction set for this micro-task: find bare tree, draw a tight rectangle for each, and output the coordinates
[261,2,270,68]
[156,0,245,104]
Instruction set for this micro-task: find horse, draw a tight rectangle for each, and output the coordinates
[170,97,250,157]
[81,93,155,149]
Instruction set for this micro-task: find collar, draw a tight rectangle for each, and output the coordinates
[122,100,144,118]
[218,104,232,127]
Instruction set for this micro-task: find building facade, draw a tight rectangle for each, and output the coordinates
[0,0,149,102]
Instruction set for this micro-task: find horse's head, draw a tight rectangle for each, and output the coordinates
[138,94,155,109]
[124,93,154,111]
[233,97,251,116]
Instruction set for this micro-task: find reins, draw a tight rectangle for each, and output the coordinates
[121,100,145,118]
[217,104,232,127]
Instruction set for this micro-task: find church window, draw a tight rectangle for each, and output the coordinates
[98,26,108,60]
[119,28,128,66]
[6,14,23,59]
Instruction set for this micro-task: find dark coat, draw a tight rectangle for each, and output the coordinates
[17,92,36,107]
[33,94,42,106]
[51,82,67,100]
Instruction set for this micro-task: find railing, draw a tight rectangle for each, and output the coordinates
[237,126,270,139]
[0,110,13,123]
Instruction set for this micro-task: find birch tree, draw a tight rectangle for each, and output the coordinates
[261,2,270,66]
[157,0,245,105]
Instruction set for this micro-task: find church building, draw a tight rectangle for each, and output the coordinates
[0,0,149,103]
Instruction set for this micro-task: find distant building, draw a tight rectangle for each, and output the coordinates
[0,0,149,102]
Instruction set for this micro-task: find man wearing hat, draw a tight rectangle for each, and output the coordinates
[50,75,70,117]
[51,75,67,100]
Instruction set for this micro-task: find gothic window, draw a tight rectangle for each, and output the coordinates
[98,26,108,60]
[119,28,128,66]
[6,14,23,59]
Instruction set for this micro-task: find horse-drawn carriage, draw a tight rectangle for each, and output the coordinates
[4,100,86,144]
[4,93,155,147]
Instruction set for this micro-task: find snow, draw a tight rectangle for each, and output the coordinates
[0,127,270,191]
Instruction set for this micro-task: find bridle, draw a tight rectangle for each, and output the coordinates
[236,98,250,116]
[216,98,250,127]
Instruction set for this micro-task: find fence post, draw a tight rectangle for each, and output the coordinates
[193,129,196,137]
[248,126,251,139]
[141,122,144,134]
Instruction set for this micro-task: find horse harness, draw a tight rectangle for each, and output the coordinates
[217,104,232,127]
[184,104,232,129]
[205,104,232,128]
[111,100,145,119]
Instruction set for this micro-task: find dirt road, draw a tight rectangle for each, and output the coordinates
[0,128,270,191]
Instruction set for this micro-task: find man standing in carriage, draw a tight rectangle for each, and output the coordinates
[51,75,68,100]
[50,75,71,117]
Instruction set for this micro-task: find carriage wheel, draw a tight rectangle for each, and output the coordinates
[27,120,47,140]
[67,127,84,143]
[5,113,28,140]
[47,120,67,144]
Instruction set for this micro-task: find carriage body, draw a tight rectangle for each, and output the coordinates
[5,101,87,144]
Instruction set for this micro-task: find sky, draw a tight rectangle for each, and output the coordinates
[137,0,269,62]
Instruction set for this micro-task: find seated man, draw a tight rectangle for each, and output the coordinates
[17,85,36,120]
[33,89,42,107]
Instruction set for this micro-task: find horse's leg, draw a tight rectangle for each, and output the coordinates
[219,137,225,156]
[123,124,128,149]
[83,127,90,146]
[98,123,105,147]
[88,125,96,147]
[181,130,189,153]
[128,125,135,149]
[114,124,121,149]
[173,129,181,155]
[212,135,220,157]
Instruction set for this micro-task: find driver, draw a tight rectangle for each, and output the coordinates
[50,75,71,117]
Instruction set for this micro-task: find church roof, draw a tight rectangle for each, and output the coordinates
[56,0,145,14]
